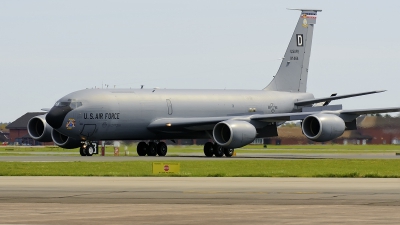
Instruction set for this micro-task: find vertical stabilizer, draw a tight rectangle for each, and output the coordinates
[264,9,321,92]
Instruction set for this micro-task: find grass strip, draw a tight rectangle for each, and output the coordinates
[1,159,400,177]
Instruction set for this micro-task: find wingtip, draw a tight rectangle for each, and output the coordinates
[376,90,387,93]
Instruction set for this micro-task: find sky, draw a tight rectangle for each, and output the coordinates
[1,0,400,122]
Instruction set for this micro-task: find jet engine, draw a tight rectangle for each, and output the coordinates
[302,114,345,142]
[213,120,257,148]
[51,129,82,149]
[27,115,53,142]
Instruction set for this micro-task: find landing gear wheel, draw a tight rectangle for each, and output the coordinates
[79,146,87,156]
[85,144,94,156]
[224,148,234,157]
[203,142,214,157]
[157,142,167,156]
[213,144,224,157]
[147,142,157,156]
[137,142,148,156]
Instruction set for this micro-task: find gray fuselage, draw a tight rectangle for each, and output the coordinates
[53,89,314,141]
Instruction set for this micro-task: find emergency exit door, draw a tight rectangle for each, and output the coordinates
[166,99,173,115]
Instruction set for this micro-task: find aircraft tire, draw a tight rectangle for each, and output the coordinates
[147,142,157,156]
[156,142,167,156]
[213,144,224,157]
[203,142,214,157]
[137,142,147,156]
[224,148,234,157]
[85,145,94,156]
[79,146,86,156]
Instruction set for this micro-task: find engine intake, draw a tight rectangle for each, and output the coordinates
[51,129,82,149]
[213,120,257,148]
[27,115,53,142]
[302,114,345,142]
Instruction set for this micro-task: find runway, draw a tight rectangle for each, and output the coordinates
[1,152,400,162]
[0,177,399,224]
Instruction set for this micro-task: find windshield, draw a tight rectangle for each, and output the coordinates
[54,101,82,109]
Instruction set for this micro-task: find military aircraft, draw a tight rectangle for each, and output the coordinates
[27,9,399,157]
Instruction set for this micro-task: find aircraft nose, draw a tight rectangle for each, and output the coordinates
[46,106,72,129]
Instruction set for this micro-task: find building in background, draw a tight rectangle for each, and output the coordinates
[0,130,9,144]
[358,116,400,144]
[260,116,398,145]
[6,112,51,146]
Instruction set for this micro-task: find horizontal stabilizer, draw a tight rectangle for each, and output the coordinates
[295,90,386,106]
[287,8,322,12]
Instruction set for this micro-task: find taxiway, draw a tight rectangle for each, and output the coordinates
[0,177,399,224]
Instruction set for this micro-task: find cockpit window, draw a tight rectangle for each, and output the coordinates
[54,101,83,109]
[54,102,70,107]
[70,102,83,109]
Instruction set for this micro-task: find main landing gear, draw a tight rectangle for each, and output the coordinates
[137,141,168,156]
[136,141,234,157]
[203,142,234,157]
[79,141,97,157]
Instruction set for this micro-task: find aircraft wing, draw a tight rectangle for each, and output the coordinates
[148,107,400,132]
[250,107,400,121]
[148,112,314,132]
[148,116,234,132]
[249,112,314,122]
[294,90,385,106]
[340,107,400,115]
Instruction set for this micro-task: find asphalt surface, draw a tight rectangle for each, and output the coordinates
[0,177,400,224]
[1,152,400,161]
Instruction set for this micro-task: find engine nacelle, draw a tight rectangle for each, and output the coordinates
[27,115,53,142]
[302,114,345,142]
[51,129,82,149]
[213,120,257,148]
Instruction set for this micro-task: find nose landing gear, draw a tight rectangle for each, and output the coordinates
[79,141,98,156]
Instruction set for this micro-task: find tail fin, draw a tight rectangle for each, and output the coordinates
[264,9,322,92]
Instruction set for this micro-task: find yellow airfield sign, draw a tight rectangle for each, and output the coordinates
[152,162,180,174]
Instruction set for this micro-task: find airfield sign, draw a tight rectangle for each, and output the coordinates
[152,162,180,175]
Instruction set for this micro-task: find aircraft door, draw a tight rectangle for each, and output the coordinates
[166,99,173,115]
[80,124,96,137]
